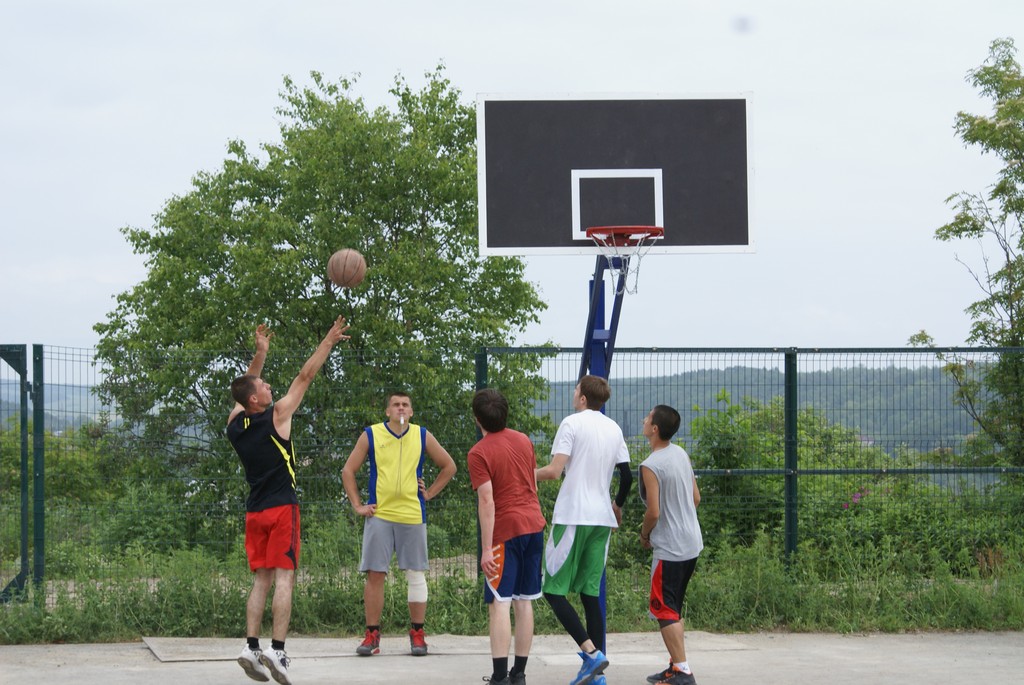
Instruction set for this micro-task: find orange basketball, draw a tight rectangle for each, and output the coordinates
[327,249,367,288]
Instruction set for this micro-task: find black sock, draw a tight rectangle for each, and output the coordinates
[271,639,285,652]
[247,637,260,651]
[492,656,509,681]
[367,624,380,632]
[411,622,424,631]
[510,655,529,675]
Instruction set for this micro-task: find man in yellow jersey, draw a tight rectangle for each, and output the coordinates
[342,391,457,656]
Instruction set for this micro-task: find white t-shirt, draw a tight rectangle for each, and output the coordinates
[549,409,630,527]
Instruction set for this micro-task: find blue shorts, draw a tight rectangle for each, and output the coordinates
[484,531,544,603]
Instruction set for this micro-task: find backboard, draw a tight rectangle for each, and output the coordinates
[477,94,753,256]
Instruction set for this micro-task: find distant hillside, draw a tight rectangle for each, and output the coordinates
[0,381,115,432]
[3,366,978,452]
[535,365,976,454]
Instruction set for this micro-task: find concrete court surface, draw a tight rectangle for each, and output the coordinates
[0,630,1022,685]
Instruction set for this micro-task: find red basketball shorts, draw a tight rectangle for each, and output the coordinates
[245,504,300,571]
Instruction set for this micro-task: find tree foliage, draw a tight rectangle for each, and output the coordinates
[683,392,1016,575]
[688,391,876,544]
[930,38,1024,465]
[93,68,549,481]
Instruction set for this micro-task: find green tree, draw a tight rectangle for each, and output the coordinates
[929,38,1024,465]
[689,391,783,544]
[690,392,901,546]
[93,69,550,485]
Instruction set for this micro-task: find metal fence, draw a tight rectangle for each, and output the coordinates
[2,344,1023,600]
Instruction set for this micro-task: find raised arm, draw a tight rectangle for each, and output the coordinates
[272,316,350,436]
[228,324,274,424]
[247,324,273,377]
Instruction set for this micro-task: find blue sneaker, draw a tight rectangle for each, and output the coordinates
[592,677,607,685]
[569,650,609,685]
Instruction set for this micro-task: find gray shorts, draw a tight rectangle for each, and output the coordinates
[359,516,429,572]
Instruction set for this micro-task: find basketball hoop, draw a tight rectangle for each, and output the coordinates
[585,226,664,295]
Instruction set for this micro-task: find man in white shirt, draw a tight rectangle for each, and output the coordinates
[536,375,633,685]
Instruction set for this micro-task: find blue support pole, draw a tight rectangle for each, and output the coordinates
[578,257,606,381]
[576,255,629,653]
[579,256,628,382]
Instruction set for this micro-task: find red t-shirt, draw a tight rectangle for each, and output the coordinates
[467,428,547,544]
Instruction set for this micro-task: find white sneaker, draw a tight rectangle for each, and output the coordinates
[260,648,293,685]
[237,646,271,682]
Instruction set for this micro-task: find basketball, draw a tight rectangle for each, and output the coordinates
[327,249,367,288]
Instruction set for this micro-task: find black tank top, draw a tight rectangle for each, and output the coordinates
[227,407,298,511]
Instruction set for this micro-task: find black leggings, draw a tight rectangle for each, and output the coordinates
[544,592,605,651]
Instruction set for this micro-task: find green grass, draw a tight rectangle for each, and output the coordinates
[3,534,1022,644]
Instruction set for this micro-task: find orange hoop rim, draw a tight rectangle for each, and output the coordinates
[585,225,664,247]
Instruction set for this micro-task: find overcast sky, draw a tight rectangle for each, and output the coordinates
[3,1,1022,350]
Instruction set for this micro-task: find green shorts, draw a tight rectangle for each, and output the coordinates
[541,524,612,596]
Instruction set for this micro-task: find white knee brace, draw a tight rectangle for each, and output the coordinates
[405,569,428,603]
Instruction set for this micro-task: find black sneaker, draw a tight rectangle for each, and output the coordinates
[658,668,696,685]
[509,671,526,685]
[483,676,510,685]
[647,663,675,684]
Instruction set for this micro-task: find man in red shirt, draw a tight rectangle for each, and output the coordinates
[468,388,547,685]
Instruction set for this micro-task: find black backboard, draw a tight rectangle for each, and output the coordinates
[477,95,753,255]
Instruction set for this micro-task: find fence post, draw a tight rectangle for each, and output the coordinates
[32,344,45,591]
[0,345,29,603]
[473,348,487,582]
[784,348,798,560]
[475,347,488,391]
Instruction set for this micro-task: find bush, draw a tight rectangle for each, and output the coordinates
[98,481,190,554]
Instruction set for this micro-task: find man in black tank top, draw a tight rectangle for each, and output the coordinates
[228,316,350,685]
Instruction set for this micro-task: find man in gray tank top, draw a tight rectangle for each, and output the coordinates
[638,405,703,685]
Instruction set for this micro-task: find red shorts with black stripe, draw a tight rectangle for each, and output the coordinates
[245,504,301,571]
[649,557,698,620]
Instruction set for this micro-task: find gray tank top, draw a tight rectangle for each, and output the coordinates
[639,443,704,561]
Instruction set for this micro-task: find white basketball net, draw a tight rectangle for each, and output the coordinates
[588,228,662,295]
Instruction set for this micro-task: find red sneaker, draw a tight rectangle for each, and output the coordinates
[356,628,380,656]
[409,627,428,656]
